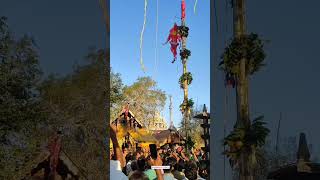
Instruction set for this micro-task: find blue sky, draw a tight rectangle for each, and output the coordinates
[111,0,210,128]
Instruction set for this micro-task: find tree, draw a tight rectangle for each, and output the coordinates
[110,71,124,121]
[179,105,204,149]
[233,136,299,180]
[0,16,45,179]
[40,48,108,179]
[114,77,166,127]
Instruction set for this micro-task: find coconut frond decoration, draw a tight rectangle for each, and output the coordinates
[178,25,189,38]
[179,72,193,88]
[180,98,194,113]
[186,136,195,149]
[223,116,270,169]
[219,33,266,76]
[187,99,194,108]
[180,49,191,59]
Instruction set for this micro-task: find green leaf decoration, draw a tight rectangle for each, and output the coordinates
[180,49,191,60]
[179,98,194,113]
[223,116,270,169]
[178,25,189,38]
[219,33,267,76]
[179,72,193,88]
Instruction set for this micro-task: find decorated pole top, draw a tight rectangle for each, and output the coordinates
[181,0,186,21]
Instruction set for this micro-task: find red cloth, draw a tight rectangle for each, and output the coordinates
[165,23,181,60]
[48,134,61,176]
[123,103,129,118]
[225,74,236,88]
[181,0,186,20]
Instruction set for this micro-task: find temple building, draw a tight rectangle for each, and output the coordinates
[268,133,320,180]
[147,112,168,131]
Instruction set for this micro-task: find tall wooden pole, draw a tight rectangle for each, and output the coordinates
[233,0,251,180]
[181,0,189,151]
[233,0,249,126]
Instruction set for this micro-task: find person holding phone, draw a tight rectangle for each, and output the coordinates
[110,124,128,180]
[148,152,164,180]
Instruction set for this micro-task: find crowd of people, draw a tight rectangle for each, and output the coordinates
[110,125,209,180]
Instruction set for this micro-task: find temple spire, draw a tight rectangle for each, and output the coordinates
[297,132,310,162]
[169,95,173,127]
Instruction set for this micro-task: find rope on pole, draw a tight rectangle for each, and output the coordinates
[154,0,159,79]
[194,0,198,14]
[61,149,89,180]
[139,0,148,72]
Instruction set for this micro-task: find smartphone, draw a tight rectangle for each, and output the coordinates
[149,144,157,159]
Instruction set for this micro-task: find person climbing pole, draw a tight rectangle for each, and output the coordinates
[164,23,181,63]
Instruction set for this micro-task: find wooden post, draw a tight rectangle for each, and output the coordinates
[233,0,252,180]
[180,0,190,152]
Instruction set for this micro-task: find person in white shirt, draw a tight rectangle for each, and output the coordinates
[110,160,128,180]
[110,124,128,180]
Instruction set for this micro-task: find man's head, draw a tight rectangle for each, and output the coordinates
[130,160,138,171]
[125,153,133,164]
[174,159,185,172]
[184,161,198,180]
[136,148,144,160]
[163,157,177,173]
[176,146,183,153]
[128,170,149,180]
[137,156,147,171]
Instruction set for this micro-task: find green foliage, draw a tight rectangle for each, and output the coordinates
[180,98,194,113]
[223,116,270,169]
[186,136,195,149]
[0,16,45,179]
[40,48,108,179]
[110,72,123,105]
[180,49,191,60]
[179,72,193,88]
[178,25,189,38]
[179,105,207,149]
[110,71,124,120]
[115,76,167,127]
[219,33,266,76]
[1,16,110,179]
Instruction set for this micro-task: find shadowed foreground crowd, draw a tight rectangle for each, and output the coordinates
[110,125,209,180]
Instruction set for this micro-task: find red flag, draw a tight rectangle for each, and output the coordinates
[165,23,181,63]
[181,0,186,20]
